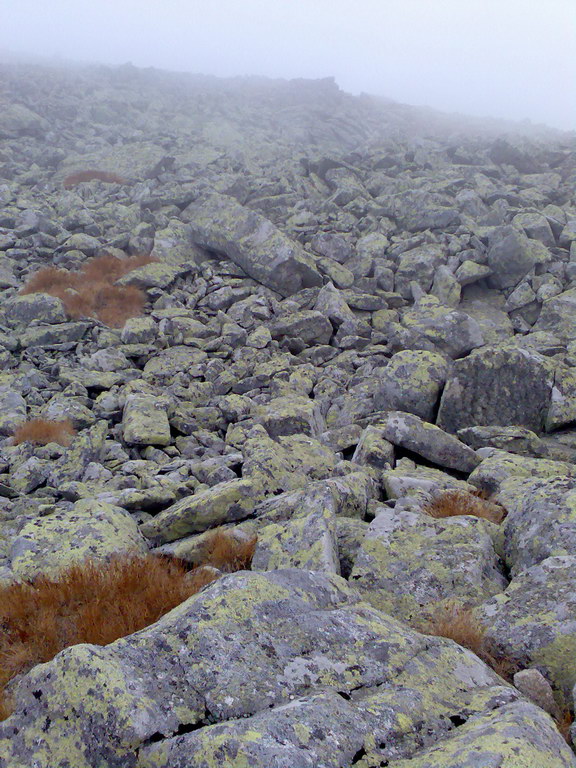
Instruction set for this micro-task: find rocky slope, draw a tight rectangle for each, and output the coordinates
[0,59,576,767]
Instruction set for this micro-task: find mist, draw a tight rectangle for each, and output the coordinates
[1,0,575,131]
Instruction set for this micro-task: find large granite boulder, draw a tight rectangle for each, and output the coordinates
[184,192,322,296]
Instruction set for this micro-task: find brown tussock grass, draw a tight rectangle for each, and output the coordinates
[424,489,507,525]
[556,709,574,746]
[0,532,257,720]
[20,253,156,328]
[63,170,129,189]
[425,603,519,682]
[11,418,76,447]
[200,530,258,573]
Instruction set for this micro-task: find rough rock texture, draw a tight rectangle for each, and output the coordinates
[0,59,575,767]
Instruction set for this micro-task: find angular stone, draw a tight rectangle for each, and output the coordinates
[9,499,148,580]
[4,569,557,768]
[376,411,480,473]
[122,394,171,446]
[478,555,576,705]
[254,395,325,438]
[184,192,321,296]
[374,350,451,421]
[140,478,258,543]
[350,502,506,625]
[437,344,554,434]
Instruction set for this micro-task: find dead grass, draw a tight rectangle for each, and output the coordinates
[20,253,156,328]
[63,170,129,189]
[425,603,519,682]
[200,530,258,573]
[0,531,257,720]
[12,418,76,447]
[556,709,574,746]
[424,489,507,525]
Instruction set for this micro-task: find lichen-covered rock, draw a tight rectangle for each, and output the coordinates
[387,698,575,768]
[350,503,506,625]
[400,296,484,358]
[534,287,576,340]
[487,225,551,289]
[242,427,337,494]
[47,419,108,486]
[184,192,322,296]
[468,449,573,495]
[382,460,475,499]
[140,478,258,543]
[497,475,576,575]
[437,344,554,433]
[252,504,339,573]
[477,555,576,706]
[1,293,67,329]
[254,395,325,438]
[3,569,567,768]
[122,394,171,446]
[374,349,451,421]
[270,310,333,345]
[9,499,148,580]
[456,425,546,456]
[376,411,481,473]
[143,345,208,384]
[0,388,26,436]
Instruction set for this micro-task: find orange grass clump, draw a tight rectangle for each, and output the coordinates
[11,418,76,447]
[200,530,258,573]
[424,489,506,525]
[0,555,220,720]
[425,603,518,682]
[556,709,574,746]
[20,253,156,328]
[63,170,129,189]
[0,531,258,720]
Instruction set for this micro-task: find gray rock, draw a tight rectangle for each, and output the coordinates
[376,411,481,473]
[437,344,554,434]
[184,192,321,296]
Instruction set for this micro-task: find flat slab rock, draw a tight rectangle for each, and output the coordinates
[1,569,573,768]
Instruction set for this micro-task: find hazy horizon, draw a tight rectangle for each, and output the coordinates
[2,0,575,131]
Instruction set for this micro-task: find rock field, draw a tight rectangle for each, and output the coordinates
[0,59,576,767]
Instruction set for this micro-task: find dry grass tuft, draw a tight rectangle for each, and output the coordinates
[424,489,506,525]
[20,253,156,328]
[425,603,519,682]
[555,709,574,746]
[200,530,258,573]
[12,418,76,447]
[0,532,256,720]
[63,170,129,189]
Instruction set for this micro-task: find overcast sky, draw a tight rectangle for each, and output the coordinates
[2,0,575,130]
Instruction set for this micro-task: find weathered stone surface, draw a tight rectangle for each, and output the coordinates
[497,475,576,575]
[4,569,569,768]
[2,293,67,328]
[374,350,451,421]
[376,411,481,472]
[477,555,576,706]
[270,310,333,345]
[350,502,505,625]
[140,478,258,543]
[401,296,484,358]
[254,395,325,438]
[184,192,322,296]
[487,225,551,289]
[437,344,554,433]
[535,288,576,340]
[122,394,171,446]
[9,499,148,580]
[468,449,573,496]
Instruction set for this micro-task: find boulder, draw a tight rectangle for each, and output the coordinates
[184,192,322,296]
